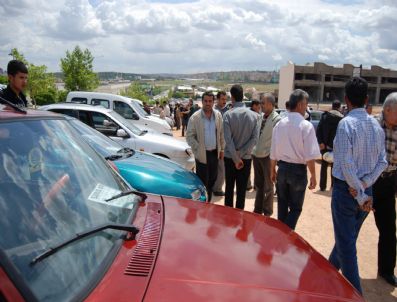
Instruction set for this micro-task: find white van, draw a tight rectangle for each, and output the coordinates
[66,91,172,136]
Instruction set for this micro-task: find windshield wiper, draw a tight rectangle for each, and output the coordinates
[106,190,147,202]
[139,130,148,136]
[105,154,123,161]
[31,223,139,265]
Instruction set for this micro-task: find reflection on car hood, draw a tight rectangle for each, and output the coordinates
[145,198,363,302]
[115,151,203,198]
[139,131,189,150]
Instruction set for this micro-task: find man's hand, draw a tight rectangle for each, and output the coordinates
[319,143,325,151]
[219,151,224,160]
[308,175,316,190]
[360,197,374,212]
[270,169,277,183]
[349,187,358,198]
[235,160,244,170]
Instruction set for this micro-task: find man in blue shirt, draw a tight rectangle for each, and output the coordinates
[329,77,387,295]
[223,85,259,209]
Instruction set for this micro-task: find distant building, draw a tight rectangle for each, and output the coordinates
[278,62,397,108]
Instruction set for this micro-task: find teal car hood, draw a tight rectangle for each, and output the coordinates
[114,151,206,201]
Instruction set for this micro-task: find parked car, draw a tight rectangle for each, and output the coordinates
[0,104,364,302]
[309,109,324,131]
[39,103,195,170]
[66,116,207,201]
[66,91,172,136]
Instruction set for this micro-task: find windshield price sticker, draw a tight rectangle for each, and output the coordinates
[88,183,135,209]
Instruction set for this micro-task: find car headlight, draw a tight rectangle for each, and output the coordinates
[185,148,193,157]
[191,188,208,202]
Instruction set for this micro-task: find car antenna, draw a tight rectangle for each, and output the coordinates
[0,96,27,114]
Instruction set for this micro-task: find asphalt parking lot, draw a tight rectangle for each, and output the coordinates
[174,128,397,302]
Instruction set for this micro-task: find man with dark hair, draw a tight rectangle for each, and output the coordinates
[213,90,228,196]
[252,93,281,216]
[329,77,387,294]
[316,100,343,191]
[251,100,261,113]
[270,89,320,230]
[372,92,397,286]
[223,84,259,209]
[186,92,225,202]
[0,60,28,107]
[214,91,228,115]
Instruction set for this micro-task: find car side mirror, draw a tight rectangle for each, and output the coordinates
[103,119,115,127]
[116,129,128,137]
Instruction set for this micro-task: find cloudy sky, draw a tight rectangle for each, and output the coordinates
[0,0,396,73]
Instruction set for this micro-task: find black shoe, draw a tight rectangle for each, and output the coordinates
[379,273,397,286]
[213,191,225,196]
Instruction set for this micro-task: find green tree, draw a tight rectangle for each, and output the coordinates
[60,46,99,91]
[8,48,57,106]
[0,75,7,85]
[172,91,185,99]
[121,82,149,102]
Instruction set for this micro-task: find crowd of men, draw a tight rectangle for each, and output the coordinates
[185,79,397,295]
[1,59,397,296]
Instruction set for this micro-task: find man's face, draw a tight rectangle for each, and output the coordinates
[252,103,260,113]
[384,105,397,127]
[202,95,214,112]
[262,98,273,115]
[217,94,227,108]
[8,72,28,93]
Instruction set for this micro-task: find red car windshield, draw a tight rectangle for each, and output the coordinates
[0,118,138,301]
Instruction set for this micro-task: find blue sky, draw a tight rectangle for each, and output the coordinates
[1,0,396,73]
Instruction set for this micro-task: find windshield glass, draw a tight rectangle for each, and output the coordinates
[0,118,138,302]
[69,118,121,157]
[108,110,143,136]
[128,99,149,117]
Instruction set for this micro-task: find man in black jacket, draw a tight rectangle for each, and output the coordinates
[316,100,343,191]
[0,60,28,107]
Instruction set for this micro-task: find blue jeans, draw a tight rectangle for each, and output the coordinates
[276,161,307,230]
[329,178,371,295]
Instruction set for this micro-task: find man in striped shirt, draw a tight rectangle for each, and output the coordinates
[329,77,387,295]
[372,92,397,286]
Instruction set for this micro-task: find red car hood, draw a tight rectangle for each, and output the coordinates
[86,196,363,302]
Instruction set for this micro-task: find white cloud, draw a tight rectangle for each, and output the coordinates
[1,0,397,73]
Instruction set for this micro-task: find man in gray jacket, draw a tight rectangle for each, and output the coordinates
[187,91,225,202]
[252,93,281,216]
[223,85,259,209]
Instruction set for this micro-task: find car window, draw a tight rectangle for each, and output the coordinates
[91,98,110,109]
[0,118,136,302]
[70,97,88,104]
[113,101,136,119]
[108,111,143,136]
[128,99,149,117]
[91,111,119,136]
[77,110,91,125]
[50,108,78,118]
[69,119,121,157]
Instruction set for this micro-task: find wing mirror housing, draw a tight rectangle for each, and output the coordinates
[116,129,128,137]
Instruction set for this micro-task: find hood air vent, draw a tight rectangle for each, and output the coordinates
[124,202,162,277]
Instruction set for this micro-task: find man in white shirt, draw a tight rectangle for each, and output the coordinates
[270,89,321,230]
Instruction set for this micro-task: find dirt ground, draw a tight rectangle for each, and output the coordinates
[174,127,397,302]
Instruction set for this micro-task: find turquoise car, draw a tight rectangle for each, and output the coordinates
[67,117,207,201]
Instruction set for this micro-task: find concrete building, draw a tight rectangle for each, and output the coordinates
[278,62,397,108]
